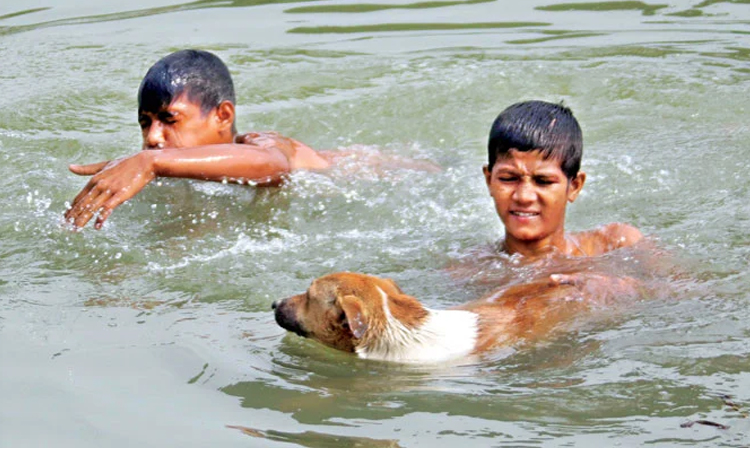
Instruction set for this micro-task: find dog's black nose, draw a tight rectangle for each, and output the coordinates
[271,300,278,310]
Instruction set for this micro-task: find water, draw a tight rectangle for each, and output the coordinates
[1,0,749,446]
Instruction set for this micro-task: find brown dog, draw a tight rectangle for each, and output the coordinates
[273,271,638,363]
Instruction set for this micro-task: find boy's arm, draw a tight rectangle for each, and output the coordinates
[65,143,291,230]
[574,222,644,256]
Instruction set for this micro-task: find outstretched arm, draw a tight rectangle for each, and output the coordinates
[65,143,292,230]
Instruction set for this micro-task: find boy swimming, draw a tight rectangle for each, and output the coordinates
[484,100,643,259]
[65,49,439,230]
[64,49,331,230]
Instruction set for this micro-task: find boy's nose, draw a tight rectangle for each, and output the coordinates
[144,123,166,149]
[512,181,536,203]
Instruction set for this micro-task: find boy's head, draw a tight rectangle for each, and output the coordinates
[138,49,236,117]
[487,100,582,179]
[483,101,586,253]
[138,49,237,149]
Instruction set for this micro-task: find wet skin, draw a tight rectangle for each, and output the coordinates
[64,94,329,230]
[138,94,234,149]
[483,149,642,259]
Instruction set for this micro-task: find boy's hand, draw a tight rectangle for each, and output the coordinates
[549,272,642,301]
[65,152,157,230]
[235,131,291,149]
[235,131,315,162]
[549,272,598,286]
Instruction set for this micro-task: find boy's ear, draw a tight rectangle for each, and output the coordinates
[482,165,492,190]
[215,100,235,132]
[567,172,586,203]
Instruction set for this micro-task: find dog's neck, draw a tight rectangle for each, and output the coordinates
[355,287,478,363]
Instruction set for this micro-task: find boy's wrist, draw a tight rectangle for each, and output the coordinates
[142,148,164,177]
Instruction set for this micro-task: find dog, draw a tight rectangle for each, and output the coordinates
[273,271,638,363]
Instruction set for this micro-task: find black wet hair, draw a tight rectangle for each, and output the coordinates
[487,100,583,179]
[138,49,236,131]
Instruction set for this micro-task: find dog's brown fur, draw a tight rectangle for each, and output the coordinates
[273,271,636,363]
[461,278,593,353]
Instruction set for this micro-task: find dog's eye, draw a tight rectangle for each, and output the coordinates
[339,312,349,329]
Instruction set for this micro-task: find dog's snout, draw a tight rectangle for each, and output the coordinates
[272,297,289,310]
[273,296,308,338]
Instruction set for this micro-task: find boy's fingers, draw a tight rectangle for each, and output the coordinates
[68,178,105,214]
[94,208,113,230]
[65,188,95,221]
[70,202,96,229]
[70,181,96,208]
[69,160,110,176]
[236,132,261,144]
[549,273,578,286]
[68,189,110,229]
[94,194,126,230]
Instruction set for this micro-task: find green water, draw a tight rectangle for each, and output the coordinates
[1,0,749,446]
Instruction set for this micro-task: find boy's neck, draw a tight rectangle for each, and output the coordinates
[502,231,575,258]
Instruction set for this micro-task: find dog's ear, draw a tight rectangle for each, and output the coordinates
[339,295,368,339]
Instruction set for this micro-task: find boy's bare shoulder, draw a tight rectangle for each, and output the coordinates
[573,222,643,256]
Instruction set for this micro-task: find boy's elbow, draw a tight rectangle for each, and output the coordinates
[251,151,293,186]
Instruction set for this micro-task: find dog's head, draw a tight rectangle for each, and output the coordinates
[272,272,427,353]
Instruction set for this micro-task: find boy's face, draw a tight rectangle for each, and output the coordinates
[483,149,585,245]
[138,93,234,149]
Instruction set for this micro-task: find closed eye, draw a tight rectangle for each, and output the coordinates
[534,177,555,185]
[157,112,178,124]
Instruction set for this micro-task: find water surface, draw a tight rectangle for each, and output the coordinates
[1,0,749,446]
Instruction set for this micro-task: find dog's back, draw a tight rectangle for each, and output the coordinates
[454,279,587,352]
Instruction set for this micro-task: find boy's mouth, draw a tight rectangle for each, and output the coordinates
[510,211,539,217]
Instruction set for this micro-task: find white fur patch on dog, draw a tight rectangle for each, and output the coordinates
[355,287,479,363]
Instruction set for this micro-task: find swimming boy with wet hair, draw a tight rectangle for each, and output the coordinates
[483,100,643,259]
[138,48,238,136]
[65,49,329,230]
